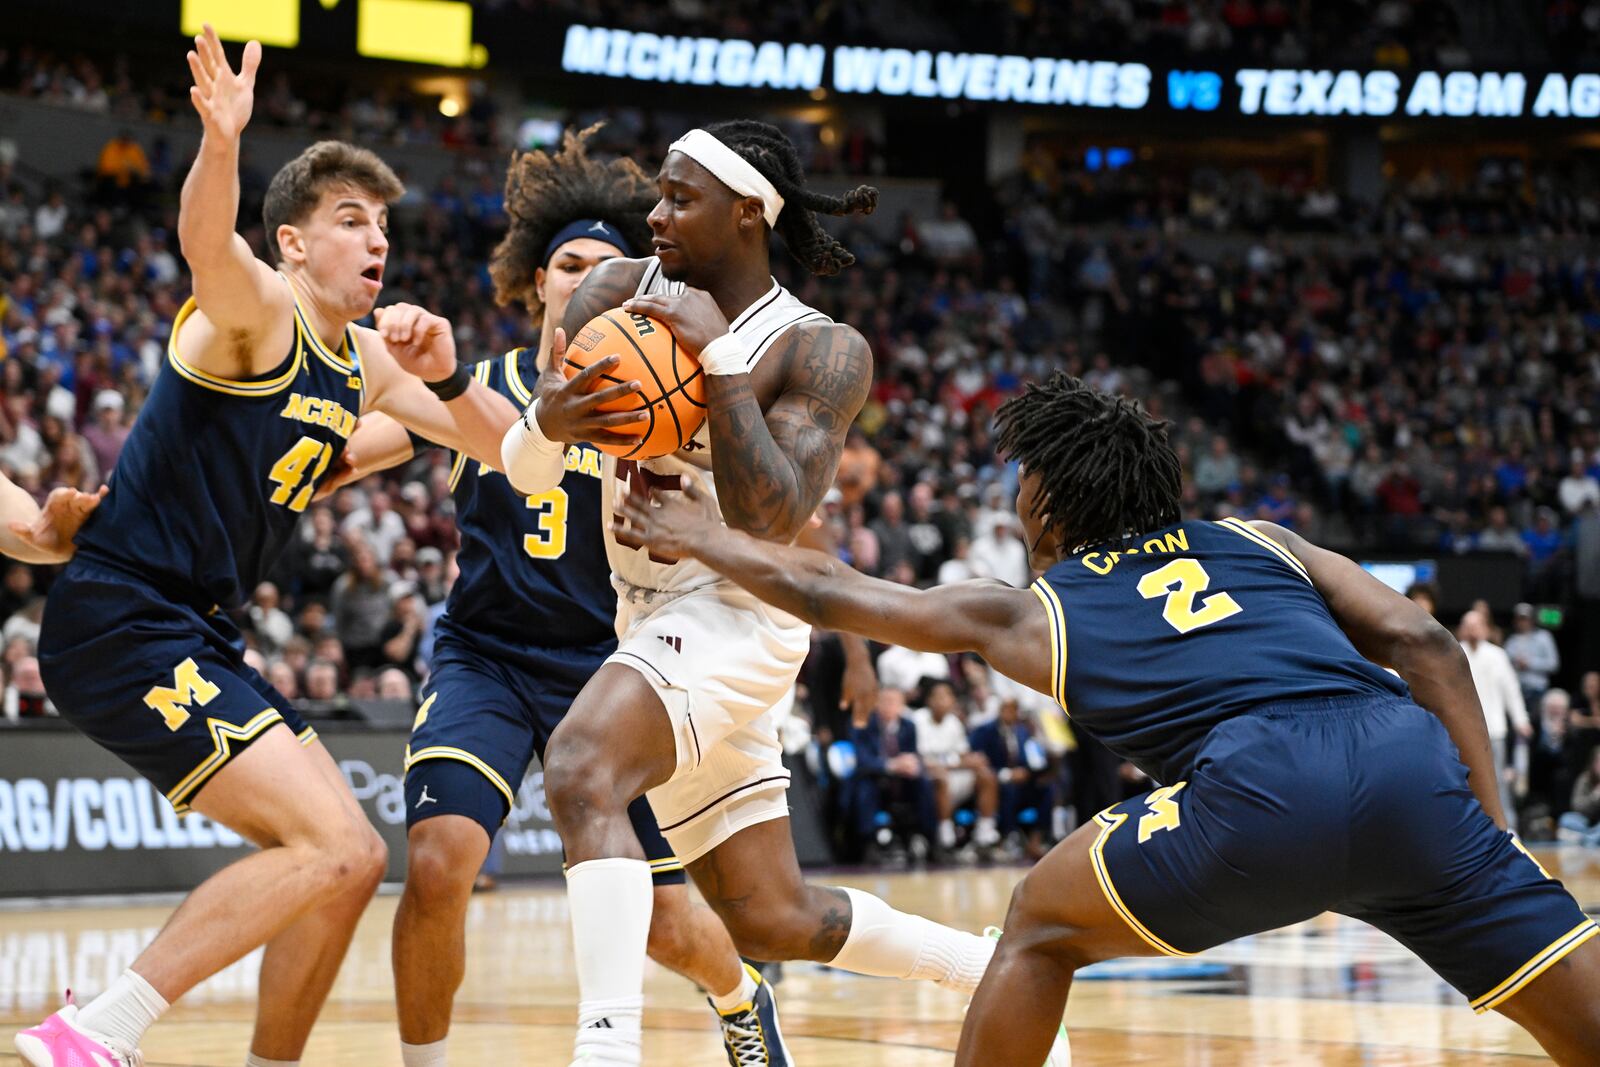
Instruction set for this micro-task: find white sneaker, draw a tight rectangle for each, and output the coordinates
[15,993,143,1067]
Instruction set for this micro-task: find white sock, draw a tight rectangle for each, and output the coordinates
[400,1038,448,1067]
[74,969,168,1050]
[827,887,995,996]
[708,963,760,1014]
[567,858,653,1066]
[244,1055,298,1067]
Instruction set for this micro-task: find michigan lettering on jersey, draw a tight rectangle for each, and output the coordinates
[473,444,603,481]
[278,393,357,439]
[1081,529,1191,576]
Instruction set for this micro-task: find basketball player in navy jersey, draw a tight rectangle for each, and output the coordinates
[15,29,520,1067]
[504,121,1068,1067]
[617,373,1600,1066]
[329,127,790,1067]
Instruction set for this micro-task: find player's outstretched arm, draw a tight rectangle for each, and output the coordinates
[0,477,107,565]
[177,26,287,349]
[360,305,519,470]
[1251,520,1507,829]
[614,477,1056,697]
[624,289,872,544]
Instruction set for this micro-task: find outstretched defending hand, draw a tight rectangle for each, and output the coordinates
[532,327,647,449]
[375,303,458,382]
[187,25,260,143]
[611,475,723,562]
[9,485,107,564]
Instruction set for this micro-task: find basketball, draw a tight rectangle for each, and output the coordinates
[563,309,707,460]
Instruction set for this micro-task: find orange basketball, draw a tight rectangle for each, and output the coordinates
[563,309,707,460]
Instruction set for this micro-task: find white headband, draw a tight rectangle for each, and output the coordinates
[668,129,785,228]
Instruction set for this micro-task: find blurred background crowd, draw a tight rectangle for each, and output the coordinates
[4,0,1600,864]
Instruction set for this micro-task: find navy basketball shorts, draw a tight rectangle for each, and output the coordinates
[404,632,685,886]
[38,559,316,816]
[1088,694,1597,1013]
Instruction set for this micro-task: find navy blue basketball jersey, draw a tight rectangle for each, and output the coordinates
[435,348,614,650]
[73,276,364,609]
[1033,516,1408,784]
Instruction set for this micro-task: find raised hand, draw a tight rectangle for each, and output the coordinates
[8,485,107,564]
[376,303,458,382]
[610,475,722,562]
[187,25,260,143]
[532,327,647,449]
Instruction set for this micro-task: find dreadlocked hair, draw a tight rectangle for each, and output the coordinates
[489,123,657,323]
[702,119,878,277]
[995,372,1183,554]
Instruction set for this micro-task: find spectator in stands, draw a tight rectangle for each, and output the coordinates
[1194,435,1242,497]
[94,129,149,209]
[343,488,406,564]
[870,491,913,577]
[303,657,347,713]
[378,585,425,681]
[331,536,393,671]
[247,581,293,656]
[848,687,937,854]
[1530,688,1586,828]
[969,697,1054,858]
[876,642,949,695]
[81,389,128,475]
[376,666,414,701]
[1506,603,1561,715]
[1559,451,1600,515]
[1557,747,1600,846]
[266,659,298,702]
[970,514,1030,589]
[913,681,1000,853]
[1459,608,1532,829]
[293,506,351,604]
[1478,506,1528,555]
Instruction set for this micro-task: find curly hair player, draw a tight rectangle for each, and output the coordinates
[502,121,1070,1067]
[616,372,1600,1067]
[330,126,784,1066]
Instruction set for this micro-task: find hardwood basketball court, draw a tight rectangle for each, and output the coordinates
[3,848,1595,1065]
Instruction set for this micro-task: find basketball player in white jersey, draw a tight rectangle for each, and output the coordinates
[503,121,1071,1067]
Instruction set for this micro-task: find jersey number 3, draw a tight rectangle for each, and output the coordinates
[523,488,569,559]
[1137,558,1241,634]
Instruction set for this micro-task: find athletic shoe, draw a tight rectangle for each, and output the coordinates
[983,927,1072,1067]
[15,992,144,1066]
[711,963,792,1066]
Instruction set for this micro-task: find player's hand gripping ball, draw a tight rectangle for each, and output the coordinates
[562,310,707,459]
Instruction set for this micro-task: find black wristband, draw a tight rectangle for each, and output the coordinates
[423,364,472,401]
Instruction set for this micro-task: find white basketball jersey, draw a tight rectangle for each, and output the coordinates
[604,259,832,596]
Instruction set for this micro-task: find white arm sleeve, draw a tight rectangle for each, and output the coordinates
[500,401,566,496]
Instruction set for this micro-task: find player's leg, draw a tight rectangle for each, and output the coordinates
[686,815,996,991]
[541,664,679,1066]
[392,811,490,1059]
[18,725,385,1064]
[391,650,535,1067]
[955,819,1153,1067]
[1492,939,1600,1064]
[244,737,389,1061]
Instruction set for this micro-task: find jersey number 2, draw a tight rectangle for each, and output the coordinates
[1136,559,1241,634]
[523,488,569,559]
[267,435,334,513]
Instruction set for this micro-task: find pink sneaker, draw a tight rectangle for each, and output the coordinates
[14,992,144,1067]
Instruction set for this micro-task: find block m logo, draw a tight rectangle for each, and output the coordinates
[143,657,221,731]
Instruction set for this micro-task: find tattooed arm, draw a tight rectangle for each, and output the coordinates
[703,322,872,542]
[624,285,875,543]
